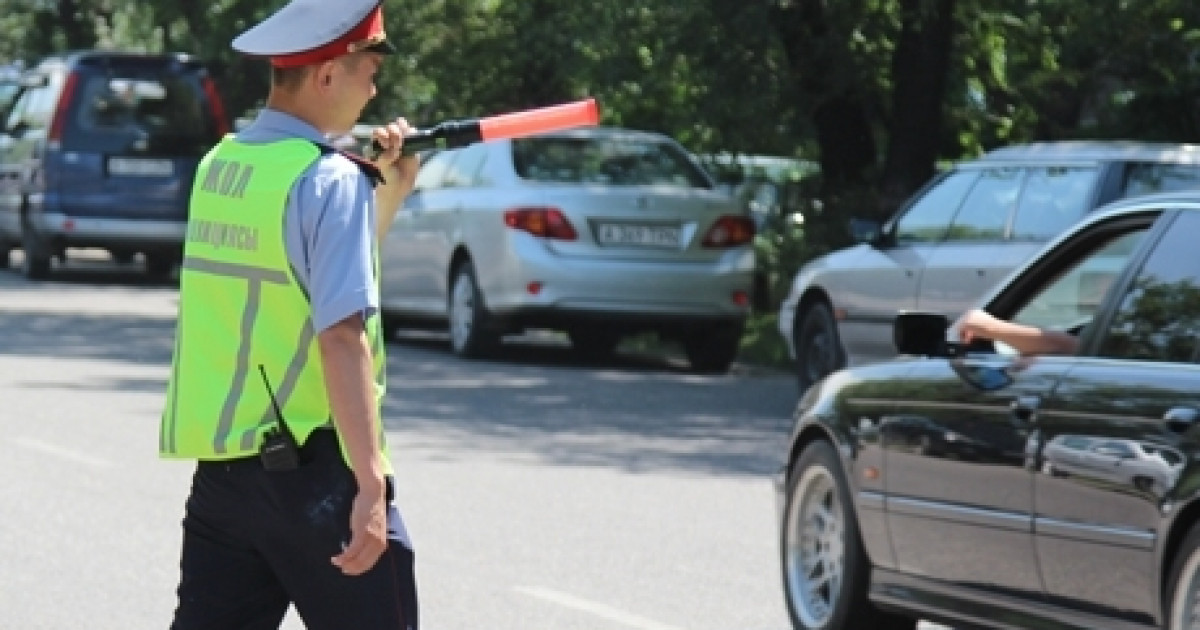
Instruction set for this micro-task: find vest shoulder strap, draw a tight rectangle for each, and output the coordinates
[311,141,386,188]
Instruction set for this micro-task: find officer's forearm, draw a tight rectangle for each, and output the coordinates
[374,186,407,242]
[317,315,386,493]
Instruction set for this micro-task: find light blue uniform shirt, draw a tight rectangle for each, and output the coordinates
[235,109,378,333]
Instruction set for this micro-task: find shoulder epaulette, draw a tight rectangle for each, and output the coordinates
[311,141,386,188]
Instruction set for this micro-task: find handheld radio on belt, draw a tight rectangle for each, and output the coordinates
[257,365,300,471]
[365,98,600,159]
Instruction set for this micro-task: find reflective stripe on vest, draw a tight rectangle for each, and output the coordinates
[160,137,387,463]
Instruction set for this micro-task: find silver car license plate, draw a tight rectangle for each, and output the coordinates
[108,157,174,177]
[596,223,680,248]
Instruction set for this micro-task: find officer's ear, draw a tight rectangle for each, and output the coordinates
[313,61,338,91]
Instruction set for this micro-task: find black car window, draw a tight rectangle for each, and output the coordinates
[1096,212,1200,363]
[442,143,487,187]
[1009,228,1150,340]
[1010,166,1098,241]
[944,167,1023,241]
[1120,163,1200,199]
[893,170,978,243]
[413,149,457,190]
[511,136,712,188]
[66,71,215,155]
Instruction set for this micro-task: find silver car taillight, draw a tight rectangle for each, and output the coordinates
[503,207,579,241]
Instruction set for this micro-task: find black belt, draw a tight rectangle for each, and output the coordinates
[199,427,337,470]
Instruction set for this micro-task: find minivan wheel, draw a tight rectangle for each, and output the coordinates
[684,323,743,374]
[20,219,52,280]
[1166,522,1200,629]
[448,261,497,358]
[782,440,916,630]
[0,243,12,269]
[795,303,845,394]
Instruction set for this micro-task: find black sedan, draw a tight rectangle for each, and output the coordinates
[777,192,1200,630]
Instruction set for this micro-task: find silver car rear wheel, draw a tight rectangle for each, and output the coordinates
[795,303,845,394]
[448,261,496,357]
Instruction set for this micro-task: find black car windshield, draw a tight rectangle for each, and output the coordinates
[512,136,712,189]
[65,70,217,156]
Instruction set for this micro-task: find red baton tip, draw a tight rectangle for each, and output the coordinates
[478,98,600,142]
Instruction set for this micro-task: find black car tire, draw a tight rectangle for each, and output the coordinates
[447,261,497,358]
[1166,521,1200,629]
[782,440,917,630]
[568,329,620,360]
[794,302,845,394]
[684,323,743,374]
[0,242,12,269]
[20,217,52,280]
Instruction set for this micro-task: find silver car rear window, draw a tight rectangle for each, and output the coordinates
[512,136,711,189]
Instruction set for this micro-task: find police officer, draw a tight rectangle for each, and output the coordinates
[159,0,420,628]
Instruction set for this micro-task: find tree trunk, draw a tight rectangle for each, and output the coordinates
[54,0,98,50]
[771,1,876,193]
[879,0,957,213]
[772,0,879,247]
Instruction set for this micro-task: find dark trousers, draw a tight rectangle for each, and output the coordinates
[170,430,419,630]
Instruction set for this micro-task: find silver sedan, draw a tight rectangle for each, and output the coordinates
[379,127,756,373]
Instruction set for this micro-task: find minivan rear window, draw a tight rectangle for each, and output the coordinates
[64,67,220,156]
[512,136,712,189]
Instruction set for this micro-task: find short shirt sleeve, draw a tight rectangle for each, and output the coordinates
[285,155,379,333]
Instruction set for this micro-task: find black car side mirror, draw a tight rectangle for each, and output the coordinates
[894,312,951,356]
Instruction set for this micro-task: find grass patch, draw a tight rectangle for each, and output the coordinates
[738,312,792,371]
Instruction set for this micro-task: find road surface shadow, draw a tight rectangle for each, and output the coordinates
[383,334,799,477]
[0,261,801,478]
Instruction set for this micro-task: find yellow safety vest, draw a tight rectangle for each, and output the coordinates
[160,136,388,468]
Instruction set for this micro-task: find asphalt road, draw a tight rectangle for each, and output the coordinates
[0,253,950,630]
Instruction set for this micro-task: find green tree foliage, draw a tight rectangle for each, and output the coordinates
[6,0,1200,359]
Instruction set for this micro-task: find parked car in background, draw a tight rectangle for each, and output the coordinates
[778,191,1200,630]
[0,51,228,279]
[379,126,756,373]
[778,141,1200,392]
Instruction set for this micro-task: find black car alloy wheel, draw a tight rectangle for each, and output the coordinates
[1167,523,1200,629]
[782,440,915,630]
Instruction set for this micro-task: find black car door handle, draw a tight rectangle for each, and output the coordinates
[1164,407,1200,433]
[1010,395,1041,425]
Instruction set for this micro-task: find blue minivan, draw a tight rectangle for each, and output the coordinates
[0,52,228,279]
